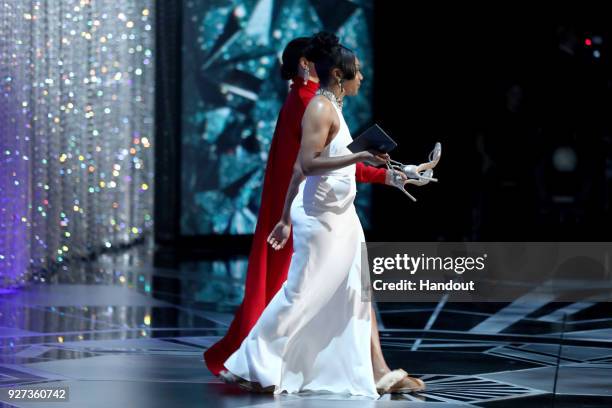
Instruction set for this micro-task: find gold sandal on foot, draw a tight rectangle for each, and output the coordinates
[389,373,426,393]
[375,369,408,394]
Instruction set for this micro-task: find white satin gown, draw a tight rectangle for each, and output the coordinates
[224,101,378,398]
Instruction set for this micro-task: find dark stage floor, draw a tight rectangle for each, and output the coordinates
[1,243,611,407]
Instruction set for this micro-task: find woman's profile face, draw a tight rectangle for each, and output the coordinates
[342,56,363,96]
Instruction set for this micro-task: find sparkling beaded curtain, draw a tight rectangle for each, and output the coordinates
[0,0,154,288]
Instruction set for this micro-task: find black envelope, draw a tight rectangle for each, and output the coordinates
[347,124,397,153]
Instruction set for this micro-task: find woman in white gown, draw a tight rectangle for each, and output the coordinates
[223,33,420,397]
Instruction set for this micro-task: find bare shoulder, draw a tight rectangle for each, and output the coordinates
[303,95,336,125]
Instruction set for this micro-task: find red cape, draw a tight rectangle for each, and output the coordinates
[204,78,386,376]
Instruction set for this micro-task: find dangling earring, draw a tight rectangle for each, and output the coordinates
[303,66,310,85]
[338,78,344,94]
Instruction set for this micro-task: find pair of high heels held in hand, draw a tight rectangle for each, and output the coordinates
[386,142,441,202]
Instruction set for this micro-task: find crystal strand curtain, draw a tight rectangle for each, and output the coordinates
[0,0,155,288]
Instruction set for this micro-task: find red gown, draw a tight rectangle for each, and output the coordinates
[204,77,386,376]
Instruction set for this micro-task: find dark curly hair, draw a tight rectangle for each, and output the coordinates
[304,32,357,87]
[280,37,311,80]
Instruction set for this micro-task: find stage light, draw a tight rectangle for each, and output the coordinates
[585,38,592,46]
[553,146,577,172]
[593,50,601,58]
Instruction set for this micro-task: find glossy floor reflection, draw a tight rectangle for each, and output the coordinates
[0,242,611,407]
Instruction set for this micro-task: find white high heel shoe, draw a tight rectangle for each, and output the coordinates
[387,169,417,201]
[386,142,442,200]
[392,142,441,185]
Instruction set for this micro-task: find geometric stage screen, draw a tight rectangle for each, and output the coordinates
[181,0,374,235]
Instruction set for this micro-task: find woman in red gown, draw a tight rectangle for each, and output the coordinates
[204,37,424,393]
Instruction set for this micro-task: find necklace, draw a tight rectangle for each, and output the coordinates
[316,88,343,111]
